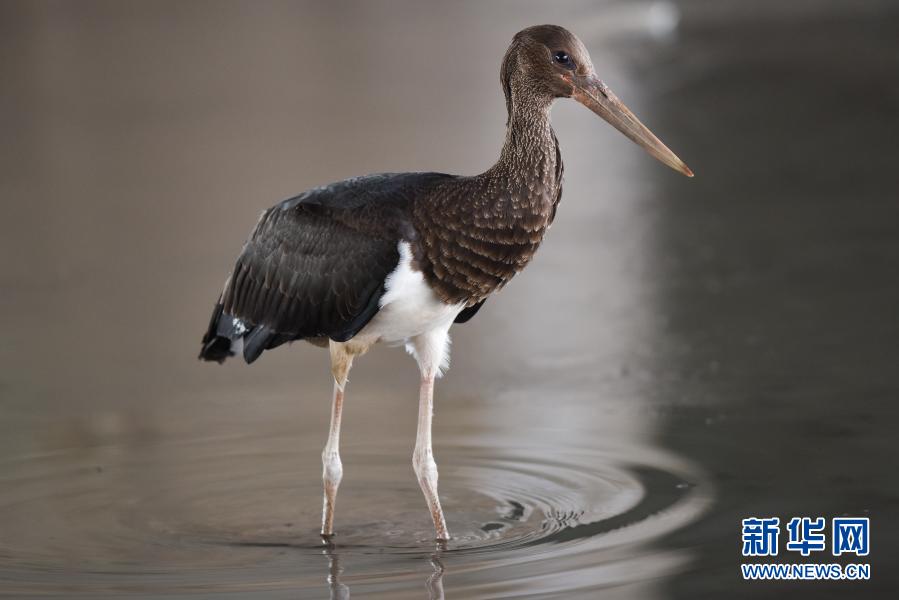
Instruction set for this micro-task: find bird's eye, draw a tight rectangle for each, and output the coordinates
[553,51,574,68]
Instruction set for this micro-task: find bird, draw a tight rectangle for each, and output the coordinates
[199,24,692,542]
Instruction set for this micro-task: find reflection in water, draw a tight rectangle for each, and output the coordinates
[323,542,447,600]
[323,543,351,600]
[322,542,445,600]
[426,553,446,600]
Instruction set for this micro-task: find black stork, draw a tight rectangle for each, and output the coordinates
[200,25,692,542]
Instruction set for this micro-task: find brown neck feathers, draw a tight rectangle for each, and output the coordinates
[413,83,563,305]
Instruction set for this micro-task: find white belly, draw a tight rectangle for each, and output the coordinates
[357,242,464,344]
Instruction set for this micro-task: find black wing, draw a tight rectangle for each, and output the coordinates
[200,172,454,364]
[454,299,485,323]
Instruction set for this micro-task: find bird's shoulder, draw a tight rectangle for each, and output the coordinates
[237,172,455,255]
[247,171,456,244]
[277,171,457,213]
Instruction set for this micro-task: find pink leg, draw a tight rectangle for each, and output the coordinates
[322,341,355,537]
[321,380,345,537]
[410,328,451,541]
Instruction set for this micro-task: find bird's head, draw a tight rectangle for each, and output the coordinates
[502,25,693,177]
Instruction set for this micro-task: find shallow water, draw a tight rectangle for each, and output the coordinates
[0,429,707,597]
[2,1,899,598]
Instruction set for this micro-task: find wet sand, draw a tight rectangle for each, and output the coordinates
[1,1,897,598]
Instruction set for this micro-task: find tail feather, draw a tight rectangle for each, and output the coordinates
[199,302,295,364]
[242,325,276,364]
[199,302,235,363]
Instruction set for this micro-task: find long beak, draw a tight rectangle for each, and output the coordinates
[571,74,693,177]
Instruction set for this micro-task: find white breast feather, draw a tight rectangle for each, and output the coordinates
[360,242,464,346]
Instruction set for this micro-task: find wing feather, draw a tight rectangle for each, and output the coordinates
[200,172,457,363]
[223,206,399,338]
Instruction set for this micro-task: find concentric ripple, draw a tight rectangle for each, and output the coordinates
[0,430,709,597]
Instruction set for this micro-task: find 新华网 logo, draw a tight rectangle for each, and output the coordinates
[740,516,870,581]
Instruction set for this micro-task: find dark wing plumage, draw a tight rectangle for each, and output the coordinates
[454,299,485,323]
[200,172,455,364]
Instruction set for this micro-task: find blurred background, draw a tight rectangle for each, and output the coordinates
[1,0,898,598]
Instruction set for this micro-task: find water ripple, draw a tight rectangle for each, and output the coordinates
[0,433,710,597]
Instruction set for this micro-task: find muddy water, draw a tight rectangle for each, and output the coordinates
[2,1,898,598]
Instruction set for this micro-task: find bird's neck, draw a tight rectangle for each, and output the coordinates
[413,96,563,306]
[484,96,561,204]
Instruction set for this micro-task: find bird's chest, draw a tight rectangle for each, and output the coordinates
[416,186,560,305]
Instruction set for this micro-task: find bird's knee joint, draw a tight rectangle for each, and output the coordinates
[322,450,343,485]
[413,451,438,481]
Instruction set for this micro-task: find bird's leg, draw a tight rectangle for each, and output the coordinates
[322,341,354,538]
[410,329,451,541]
[321,380,345,537]
[414,373,448,539]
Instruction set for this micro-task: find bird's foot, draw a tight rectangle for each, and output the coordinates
[320,532,337,547]
[433,522,450,544]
